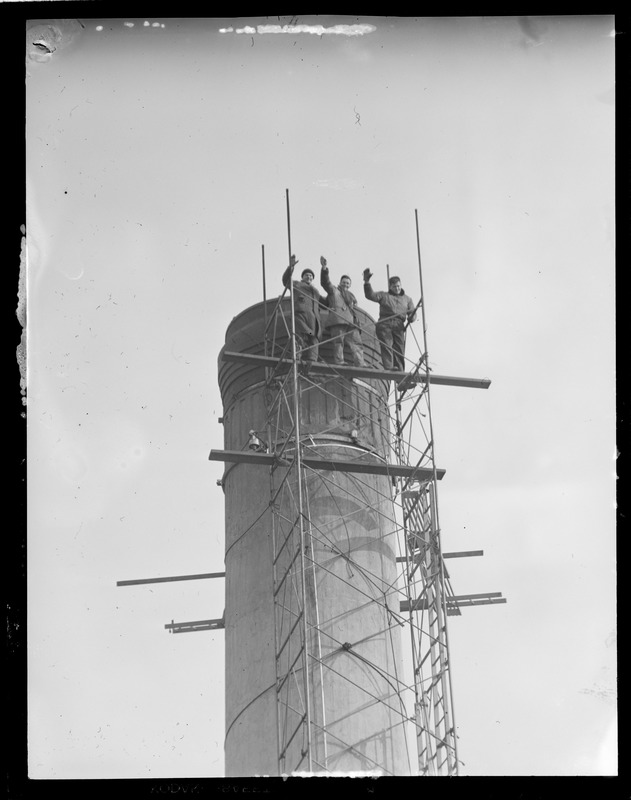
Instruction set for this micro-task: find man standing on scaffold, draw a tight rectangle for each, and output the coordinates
[282,254,328,362]
[363,269,417,371]
[319,256,365,367]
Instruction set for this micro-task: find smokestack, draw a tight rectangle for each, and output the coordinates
[217,299,411,776]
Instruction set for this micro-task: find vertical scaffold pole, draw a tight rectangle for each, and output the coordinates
[285,188,312,772]
[413,208,459,775]
[262,244,268,357]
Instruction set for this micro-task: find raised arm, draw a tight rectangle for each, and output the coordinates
[363,269,380,302]
[282,254,298,288]
[320,256,334,294]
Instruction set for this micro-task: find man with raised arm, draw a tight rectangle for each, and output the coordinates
[282,254,327,362]
[319,256,365,366]
[363,270,417,371]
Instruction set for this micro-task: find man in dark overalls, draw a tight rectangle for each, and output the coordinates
[282,255,327,362]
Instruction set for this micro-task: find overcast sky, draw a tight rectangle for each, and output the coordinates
[25,15,616,779]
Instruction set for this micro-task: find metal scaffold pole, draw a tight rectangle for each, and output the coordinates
[271,189,313,773]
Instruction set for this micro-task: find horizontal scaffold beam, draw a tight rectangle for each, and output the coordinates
[396,549,484,563]
[208,449,445,480]
[400,592,506,613]
[165,617,225,633]
[117,571,225,587]
[221,351,491,389]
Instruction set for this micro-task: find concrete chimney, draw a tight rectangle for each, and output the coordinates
[218,300,411,776]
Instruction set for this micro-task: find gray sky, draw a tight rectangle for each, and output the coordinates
[25,15,616,778]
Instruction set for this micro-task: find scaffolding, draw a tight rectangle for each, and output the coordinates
[117,199,505,774]
[208,200,505,776]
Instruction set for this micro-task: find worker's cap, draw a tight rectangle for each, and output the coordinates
[301,268,315,279]
[389,275,401,284]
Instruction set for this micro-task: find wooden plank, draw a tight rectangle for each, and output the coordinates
[208,450,281,468]
[208,449,445,480]
[221,350,491,389]
[396,551,484,563]
[164,618,225,633]
[302,456,444,480]
[443,550,484,559]
[117,572,225,587]
[400,593,505,613]
[451,597,507,607]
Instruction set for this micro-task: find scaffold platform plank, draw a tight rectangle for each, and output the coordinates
[165,617,225,633]
[221,350,491,389]
[208,449,445,480]
[400,592,505,612]
[396,550,484,564]
[117,572,225,586]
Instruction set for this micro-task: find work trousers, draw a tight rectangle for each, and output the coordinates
[296,332,320,361]
[376,322,406,371]
[328,324,365,366]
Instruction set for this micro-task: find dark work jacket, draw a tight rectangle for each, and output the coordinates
[363,283,417,328]
[320,268,359,329]
[282,266,327,339]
